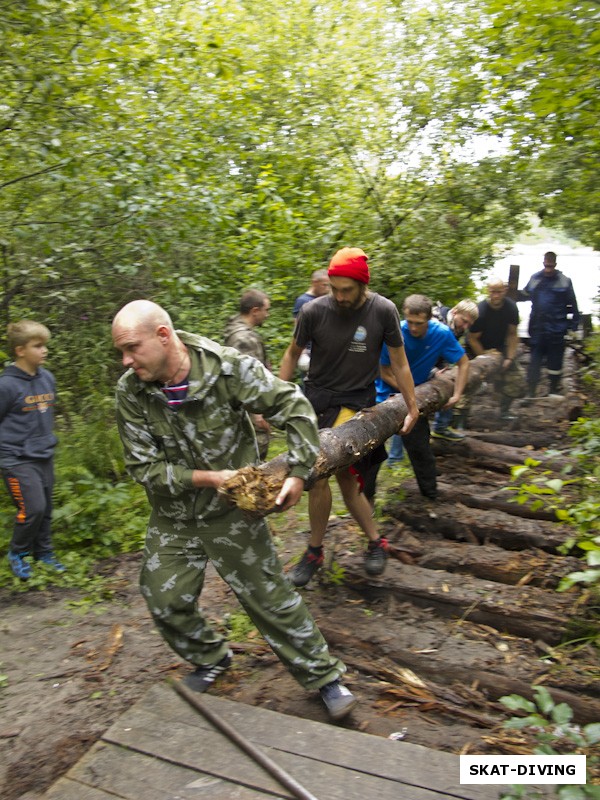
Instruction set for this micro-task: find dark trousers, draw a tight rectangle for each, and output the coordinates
[2,459,54,557]
[363,415,437,503]
[528,334,566,394]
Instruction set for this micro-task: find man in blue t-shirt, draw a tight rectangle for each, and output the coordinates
[293,269,330,318]
[364,294,469,503]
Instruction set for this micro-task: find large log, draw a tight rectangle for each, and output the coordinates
[221,353,503,514]
[434,482,561,522]
[430,436,570,473]
[317,623,600,725]
[414,540,583,588]
[383,497,573,552]
[466,430,564,449]
[333,556,580,645]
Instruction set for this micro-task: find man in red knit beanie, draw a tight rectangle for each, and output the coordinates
[280,247,418,586]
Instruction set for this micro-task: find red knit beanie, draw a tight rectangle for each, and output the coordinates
[327,247,370,284]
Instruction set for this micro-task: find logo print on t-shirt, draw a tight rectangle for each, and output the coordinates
[349,325,368,352]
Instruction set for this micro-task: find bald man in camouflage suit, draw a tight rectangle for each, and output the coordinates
[111,300,356,721]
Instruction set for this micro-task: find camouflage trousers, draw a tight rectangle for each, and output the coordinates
[140,506,345,690]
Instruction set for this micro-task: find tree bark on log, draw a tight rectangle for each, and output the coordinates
[466,431,564,449]
[414,541,583,588]
[334,557,580,645]
[434,482,561,522]
[221,353,504,514]
[383,498,573,552]
[430,437,570,474]
[317,624,600,725]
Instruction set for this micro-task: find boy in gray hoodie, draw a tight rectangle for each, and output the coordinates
[0,320,63,579]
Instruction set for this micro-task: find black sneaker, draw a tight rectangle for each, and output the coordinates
[431,427,465,441]
[183,650,233,692]
[289,548,324,587]
[320,680,357,721]
[365,536,388,576]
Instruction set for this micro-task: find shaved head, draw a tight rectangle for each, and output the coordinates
[112,300,188,384]
[112,300,173,335]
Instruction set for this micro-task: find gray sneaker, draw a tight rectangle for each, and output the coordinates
[431,427,465,441]
[364,536,388,576]
[289,548,324,587]
[320,680,357,721]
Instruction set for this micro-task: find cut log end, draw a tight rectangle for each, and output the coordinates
[219,465,284,515]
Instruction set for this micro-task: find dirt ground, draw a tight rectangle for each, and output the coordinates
[0,527,536,800]
[1,347,598,799]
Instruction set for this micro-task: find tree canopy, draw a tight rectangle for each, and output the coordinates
[1,0,597,399]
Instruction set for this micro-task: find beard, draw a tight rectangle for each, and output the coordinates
[333,291,366,315]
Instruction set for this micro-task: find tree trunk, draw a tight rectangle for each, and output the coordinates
[429,436,570,473]
[318,623,600,725]
[414,541,582,589]
[333,556,578,645]
[221,353,503,514]
[383,497,573,552]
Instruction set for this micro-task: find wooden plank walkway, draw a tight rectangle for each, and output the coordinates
[43,683,505,800]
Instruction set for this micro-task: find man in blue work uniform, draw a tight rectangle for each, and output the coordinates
[519,252,579,396]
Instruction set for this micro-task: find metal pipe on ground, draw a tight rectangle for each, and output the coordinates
[169,678,319,800]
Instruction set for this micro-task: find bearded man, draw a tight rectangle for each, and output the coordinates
[279,247,418,586]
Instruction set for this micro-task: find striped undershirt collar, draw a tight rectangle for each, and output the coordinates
[160,377,189,408]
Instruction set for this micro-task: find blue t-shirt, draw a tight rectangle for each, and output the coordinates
[293,292,315,318]
[376,318,465,402]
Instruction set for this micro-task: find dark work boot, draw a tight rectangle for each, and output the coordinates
[548,376,562,395]
[452,410,468,430]
[499,398,516,422]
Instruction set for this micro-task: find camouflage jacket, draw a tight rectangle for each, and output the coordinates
[223,315,270,369]
[114,331,319,522]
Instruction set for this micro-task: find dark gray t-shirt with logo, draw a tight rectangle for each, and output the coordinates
[293,292,403,394]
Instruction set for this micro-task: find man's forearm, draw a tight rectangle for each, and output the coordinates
[454,361,469,398]
[468,335,484,356]
[279,346,300,382]
[390,363,418,415]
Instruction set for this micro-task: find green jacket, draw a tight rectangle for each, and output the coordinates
[115,331,319,521]
[223,315,270,369]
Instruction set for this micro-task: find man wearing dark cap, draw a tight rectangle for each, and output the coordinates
[279,247,418,586]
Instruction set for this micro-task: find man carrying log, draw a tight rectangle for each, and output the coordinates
[279,247,419,587]
[364,294,470,504]
[468,276,525,421]
[111,300,357,721]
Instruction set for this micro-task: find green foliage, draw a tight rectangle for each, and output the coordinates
[0,0,541,401]
[458,0,600,249]
[504,409,600,612]
[222,611,258,643]
[323,560,346,587]
[50,401,148,560]
[505,458,579,516]
[499,688,600,800]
